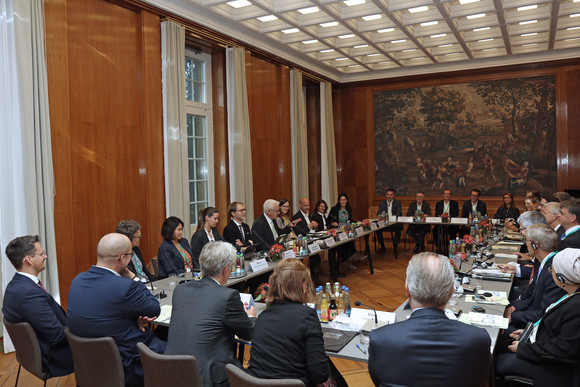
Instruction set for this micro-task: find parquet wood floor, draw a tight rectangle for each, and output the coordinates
[0,244,409,387]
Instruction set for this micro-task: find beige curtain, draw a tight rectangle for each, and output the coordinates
[320,81,338,207]
[161,21,190,237]
[1,0,58,352]
[226,46,254,222]
[290,69,309,212]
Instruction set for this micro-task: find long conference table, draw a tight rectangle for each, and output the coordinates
[149,222,521,364]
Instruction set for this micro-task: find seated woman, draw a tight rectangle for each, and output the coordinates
[247,259,331,386]
[329,193,358,273]
[276,198,292,229]
[495,248,580,386]
[494,193,520,221]
[311,199,338,231]
[157,216,195,278]
[115,219,155,282]
[524,196,541,212]
[190,207,223,266]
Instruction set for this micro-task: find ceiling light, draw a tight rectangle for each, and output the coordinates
[446,53,459,56]
[483,48,496,51]
[298,6,319,14]
[362,14,382,21]
[478,38,493,42]
[378,28,395,33]
[336,57,348,61]
[431,33,446,38]
[303,39,318,44]
[411,57,424,60]
[565,37,580,41]
[339,34,355,38]
[459,0,479,4]
[421,21,438,27]
[522,43,537,46]
[227,0,251,8]
[320,21,339,27]
[281,28,299,34]
[439,44,453,47]
[518,5,538,11]
[367,53,380,56]
[354,44,368,48]
[379,61,390,64]
[344,0,365,5]
[349,65,360,67]
[257,15,278,22]
[519,20,537,24]
[402,49,416,52]
[391,39,406,43]
[567,26,580,30]
[320,49,334,53]
[467,13,485,19]
[474,27,490,32]
[409,6,428,13]
[572,14,580,18]
[521,32,537,37]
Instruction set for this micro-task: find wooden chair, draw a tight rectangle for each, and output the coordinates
[3,319,51,387]
[137,342,202,387]
[225,363,304,387]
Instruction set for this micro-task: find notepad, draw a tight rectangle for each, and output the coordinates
[157,305,172,324]
[459,312,509,329]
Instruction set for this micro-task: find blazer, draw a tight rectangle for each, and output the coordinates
[292,210,315,236]
[67,266,166,367]
[462,200,488,218]
[248,301,330,387]
[2,273,74,377]
[190,227,224,265]
[311,212,332,232]
[555,224,565,239]
[511,255,566,328]
[407,201,432,216]
[251,213,292,251]
[222,220,253,248]
[328,205,353,225]
[435,200,459,217]
[128,246,155,282]
[377,199,403,217]
[165,277,255,387]
[493,205,520,220]
[369,308,490,387]
[157,238,195,278]
[557,228,580,251]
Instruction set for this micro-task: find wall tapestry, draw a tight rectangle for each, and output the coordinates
[374,75,556,197]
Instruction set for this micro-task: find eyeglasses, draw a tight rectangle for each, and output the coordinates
[29,251,48,258]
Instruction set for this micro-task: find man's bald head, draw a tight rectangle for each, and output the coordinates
[97,233,132,266]
[299,198,310,213]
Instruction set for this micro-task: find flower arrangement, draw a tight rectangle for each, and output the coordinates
[268,244,284,262]
[449,258,460,272]
[414,210,426,222]
[326,228,337,238]
[441,212,449,223]
[362,219,371,231]
[462,235,474,254]
[254,283,269,302]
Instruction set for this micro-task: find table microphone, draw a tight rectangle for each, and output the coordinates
[354,300,378,324]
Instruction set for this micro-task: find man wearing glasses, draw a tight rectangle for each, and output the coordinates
[2,235,74,377]
[251,199,300,251]
[223,201,254,252]
[67,233,166,386]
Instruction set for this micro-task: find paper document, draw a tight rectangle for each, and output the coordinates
[349,307,395,329]
[465,295,509,306]
[459,312,509,329]
[157,305,172,324]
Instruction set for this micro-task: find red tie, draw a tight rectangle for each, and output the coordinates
[38,280,47,292]
[528,266,534,285]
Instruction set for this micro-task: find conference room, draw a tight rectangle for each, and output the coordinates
[2,0,580,385]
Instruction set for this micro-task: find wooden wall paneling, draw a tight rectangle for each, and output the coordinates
[558,66,580,190]
[305,80,321,203]
[211,50,229,217]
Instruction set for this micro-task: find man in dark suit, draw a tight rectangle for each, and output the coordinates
[67,233,166,385]
[376,188,403,254]
[165,241,256,387]
[541,202,565,238]
[223,201,254,251]
[406,191,431,253]
[557,198,580,250]
[251,199,298,251]
[369,252,490,387]
[116,219,155,282]
[2,235,74,377]
[461,188,488,218]
[433,188,460,253]
[291,198,318,236]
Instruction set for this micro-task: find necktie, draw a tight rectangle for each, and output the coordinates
[270,221,278,239]
[238,225,245,242]
[529,265,535,285]
[38,280,47,292]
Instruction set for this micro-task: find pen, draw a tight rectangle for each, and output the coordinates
[356,344,367,355]
[247,297,254,310]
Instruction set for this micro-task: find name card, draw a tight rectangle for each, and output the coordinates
[389,216,397,223]
[370,222,378,231]
[451,217,469,224]
[337,232,348,241]
[426,217,442,223]
[283,250,296,259]
[308,243,321,254]
[398,216,413,223]
[355,227,364,236]
[377,220,386,228]
[324,237,336,247]
[248,258,269,272]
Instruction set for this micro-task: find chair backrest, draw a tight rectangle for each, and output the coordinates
[147,257,159,279]
[225,364,305,387]
[137,342,202,387]
[3,318,46,380]
[64,328,124,387]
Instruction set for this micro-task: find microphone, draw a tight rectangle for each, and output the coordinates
[354,300,378,324]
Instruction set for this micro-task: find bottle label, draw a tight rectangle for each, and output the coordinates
[329,309,338,321]
[320,308,329,322]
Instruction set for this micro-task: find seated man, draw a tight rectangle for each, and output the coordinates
[222,201,254,252]
[406,192,431,253]
[67,233,166,386]
[2,235,74,377]
[558,198,580,250]
[461,189,488,218]
[251,199,298,251]
[369,252,490,387]
[375,188,403,254]
[433,188,459,253]
[165,241,256,387]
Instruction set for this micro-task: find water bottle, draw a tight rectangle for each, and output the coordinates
[344,287,351,317]
[449,240,456,259]
[315,287,322,320]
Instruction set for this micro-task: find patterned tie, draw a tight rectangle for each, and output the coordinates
[529,266,535,285]
[239,225,245,242]
[270,221,278,239]
[38,280,47,292]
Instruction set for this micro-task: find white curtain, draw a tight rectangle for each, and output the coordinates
[0,0,59,352]
[320,81,338,207]
[161,21,190,237]
[226,46,254,222]
[290,69,309,212]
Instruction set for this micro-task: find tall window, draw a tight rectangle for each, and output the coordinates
[185,50,213,230]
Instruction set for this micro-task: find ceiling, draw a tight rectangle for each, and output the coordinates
[146,0,580,82]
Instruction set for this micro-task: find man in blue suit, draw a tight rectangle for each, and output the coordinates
[369,252,491,387]
[67,233,166,386]
[2,235,74,377]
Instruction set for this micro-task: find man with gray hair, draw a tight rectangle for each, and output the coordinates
[166,241,256,387]
[369,252,490,387]
[251,199,299,251]
[541,202,564,238]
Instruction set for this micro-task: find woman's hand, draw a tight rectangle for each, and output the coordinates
[508,341,519,353]
[510,329,524,340]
